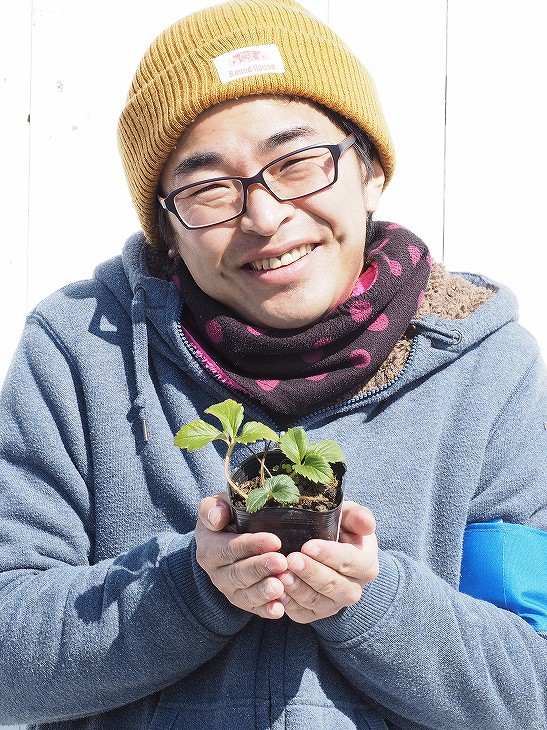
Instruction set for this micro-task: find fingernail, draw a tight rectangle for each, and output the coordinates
[288,554,305,571]
[264,581,280,600]
[303,542,320,557]
[264,557,283,573]
[207,505,223,527]
[280,572,295,587]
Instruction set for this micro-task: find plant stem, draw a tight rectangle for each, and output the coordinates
[224,441,247,499]
[241,442,275,483]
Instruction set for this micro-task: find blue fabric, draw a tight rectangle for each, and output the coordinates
[460,520,547,631]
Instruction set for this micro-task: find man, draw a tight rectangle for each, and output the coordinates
[1,1,546,728]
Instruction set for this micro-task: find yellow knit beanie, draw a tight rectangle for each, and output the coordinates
[118,0,395,246]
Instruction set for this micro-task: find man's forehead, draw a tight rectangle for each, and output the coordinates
[164,98,340,179]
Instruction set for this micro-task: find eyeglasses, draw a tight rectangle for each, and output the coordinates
[158,133,357,230]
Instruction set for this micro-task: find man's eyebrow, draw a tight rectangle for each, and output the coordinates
[171,125,319,181]
[172,151,226,180]
[259,125,319,155]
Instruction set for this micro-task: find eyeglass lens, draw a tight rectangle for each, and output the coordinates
[173,146,337,228]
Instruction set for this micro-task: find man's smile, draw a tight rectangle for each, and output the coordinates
[248,244,315,271]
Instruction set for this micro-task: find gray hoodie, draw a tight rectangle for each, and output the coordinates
[0,232,546,729]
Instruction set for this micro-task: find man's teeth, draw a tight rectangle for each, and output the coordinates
[250,244,314,271]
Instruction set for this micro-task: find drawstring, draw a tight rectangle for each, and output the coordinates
[131,284,150,442]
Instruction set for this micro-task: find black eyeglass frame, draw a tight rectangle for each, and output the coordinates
[158,133,357,230]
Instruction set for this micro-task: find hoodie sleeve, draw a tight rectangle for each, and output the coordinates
[0,314,250,726]
[312,346,547,729]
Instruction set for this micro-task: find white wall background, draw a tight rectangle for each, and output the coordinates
[0,1,546,727]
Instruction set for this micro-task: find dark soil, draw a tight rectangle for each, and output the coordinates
[231,473,342,512]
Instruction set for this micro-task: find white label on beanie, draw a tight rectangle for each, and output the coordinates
[214,44,285,84]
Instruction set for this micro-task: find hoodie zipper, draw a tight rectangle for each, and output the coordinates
[174,318,281,428]
[297,322,463,429]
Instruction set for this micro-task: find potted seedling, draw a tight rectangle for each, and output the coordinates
[174,399,346,553]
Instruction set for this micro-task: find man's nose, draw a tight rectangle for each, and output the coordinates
[238,183,294,236]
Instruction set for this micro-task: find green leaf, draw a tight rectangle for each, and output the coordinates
[265,475,301,504]
[293,453,334,484]
[280,427,308,465]
[306,440,345,464]
[238,421,280,445]
[246,486,271,513]
[204,399,244,440]
[174,420,224,451]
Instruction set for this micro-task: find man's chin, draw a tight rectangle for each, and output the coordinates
[240,306,328,331]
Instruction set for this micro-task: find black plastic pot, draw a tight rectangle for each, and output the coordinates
[228,450,345,555]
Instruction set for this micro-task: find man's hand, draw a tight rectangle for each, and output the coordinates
[277,500,379,623]
[195,497,378,623]
[195,495,288,619]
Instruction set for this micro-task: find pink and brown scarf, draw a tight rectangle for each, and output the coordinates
[174,222,431,419]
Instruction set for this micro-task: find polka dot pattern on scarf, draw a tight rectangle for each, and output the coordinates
[175,222,431,418]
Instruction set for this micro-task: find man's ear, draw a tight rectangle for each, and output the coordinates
[365,158,385,213]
